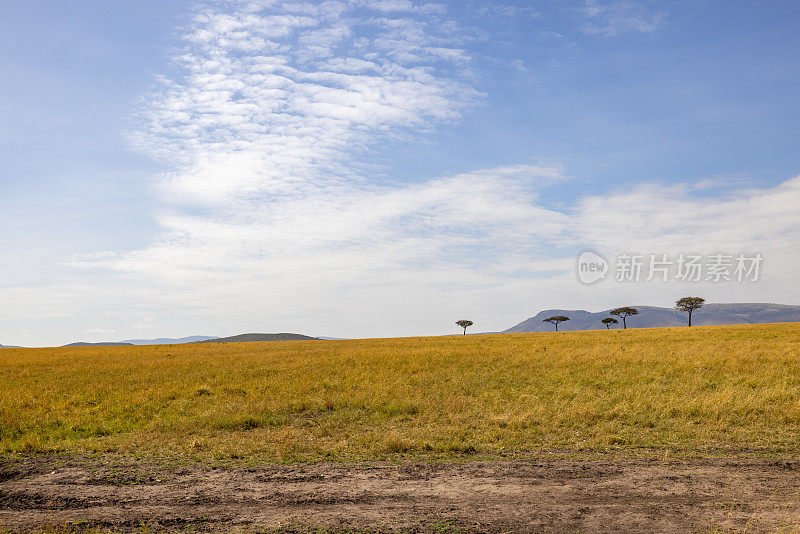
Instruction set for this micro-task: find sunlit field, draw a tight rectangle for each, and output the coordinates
[2,323,800,462]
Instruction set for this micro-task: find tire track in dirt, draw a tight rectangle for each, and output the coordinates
[1,458,799,532]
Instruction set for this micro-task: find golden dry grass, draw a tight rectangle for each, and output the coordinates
[2,323,800,462]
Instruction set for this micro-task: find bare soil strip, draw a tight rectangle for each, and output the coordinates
[2,457,800,533]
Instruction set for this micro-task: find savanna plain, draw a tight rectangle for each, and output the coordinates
[2,324,800,532]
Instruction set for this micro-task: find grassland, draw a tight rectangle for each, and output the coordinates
[2,323,800,462]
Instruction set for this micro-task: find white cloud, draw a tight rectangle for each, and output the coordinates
[128,1,480,208]
[354,0,447,15]
[474,4,541,19]
[118,1,514,283]
[84,163,566,283]
[574,176,800,281]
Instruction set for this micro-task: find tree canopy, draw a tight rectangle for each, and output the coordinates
[543,315,569,331]
[609,307,639,329]
[676,297,705,326]
[455,320,473,335]
[601,317,619,329]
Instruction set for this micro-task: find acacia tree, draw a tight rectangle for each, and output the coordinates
[676,297,705,326]
[609,307,638,329]
[455,320,473,335]
[601,317,619,329]
[543,315,569,332]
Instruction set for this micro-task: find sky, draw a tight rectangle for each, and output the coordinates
[1,0,799,347]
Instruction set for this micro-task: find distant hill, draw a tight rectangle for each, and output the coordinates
[0,344,22,349]
[197,333,320,343]
[504,303,800,333]
[122,335,218,345]
[62,342,135,347]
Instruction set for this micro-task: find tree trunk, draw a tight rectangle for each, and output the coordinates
[463,327,466,335]
[622,317,627,329]
[688,311,692,327]
[555,323,559,332]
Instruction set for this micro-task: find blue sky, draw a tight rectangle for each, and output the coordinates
[1,0,799,346]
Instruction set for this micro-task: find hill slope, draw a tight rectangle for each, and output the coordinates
[505,303,800,332]
[198,333,320,343]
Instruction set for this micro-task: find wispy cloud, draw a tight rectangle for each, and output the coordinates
[130,0,479,203]
[581,0,665,37]
[81,163,567,283]
[474,3,541,20]
[105,1,565,294]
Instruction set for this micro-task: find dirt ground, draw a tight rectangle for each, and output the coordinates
[2,456,800,533]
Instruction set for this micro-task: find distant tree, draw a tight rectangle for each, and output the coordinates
[455,320,473,335]
[609,307,639,329]
[601,317,619,329]
[543,316,569,332]
[676,297,705,327]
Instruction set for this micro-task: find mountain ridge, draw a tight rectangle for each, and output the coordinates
[197,333,320,343]
[504,303,800,333]
[62,342,135,347]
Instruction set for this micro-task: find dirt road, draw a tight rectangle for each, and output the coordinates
[2,457,799,532]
